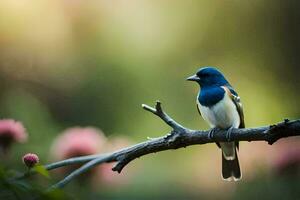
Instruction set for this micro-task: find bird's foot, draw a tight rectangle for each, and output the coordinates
[226,127,235,142]
[208,127,220,139]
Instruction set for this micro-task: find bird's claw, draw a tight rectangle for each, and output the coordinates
[208,128,219,139]
[226,127,234,142]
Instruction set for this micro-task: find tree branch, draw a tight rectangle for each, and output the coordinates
[21,101,300,190]
[142,100,186,131]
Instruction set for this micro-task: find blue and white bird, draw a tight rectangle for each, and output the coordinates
[187,67,244,181]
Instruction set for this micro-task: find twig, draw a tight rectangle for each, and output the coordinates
[48,154,114,190]
[142,100,185,131]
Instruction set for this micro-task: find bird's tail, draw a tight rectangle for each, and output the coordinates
[221,143,241,181]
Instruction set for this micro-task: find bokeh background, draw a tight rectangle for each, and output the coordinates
[1,0,300,199]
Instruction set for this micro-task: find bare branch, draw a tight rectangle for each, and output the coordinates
[22,101,300,190]
[48,154,114,190]
[142,101,186,131]
[45,154,109,170]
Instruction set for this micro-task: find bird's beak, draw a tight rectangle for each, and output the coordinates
[186,74,200,82]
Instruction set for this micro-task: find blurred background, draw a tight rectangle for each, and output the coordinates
[0,0,300,199]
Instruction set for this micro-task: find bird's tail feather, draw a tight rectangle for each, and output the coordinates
[221,142,236,160]
[222,148,241,181]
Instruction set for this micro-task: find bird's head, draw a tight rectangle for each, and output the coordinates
[186,67,229,88]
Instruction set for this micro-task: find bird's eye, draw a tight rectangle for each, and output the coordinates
[197,72,204,77]
[201,73,208,77]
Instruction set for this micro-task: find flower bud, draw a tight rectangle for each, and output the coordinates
[22,153,39,168]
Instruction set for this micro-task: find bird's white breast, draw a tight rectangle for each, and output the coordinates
[197,91,240,129]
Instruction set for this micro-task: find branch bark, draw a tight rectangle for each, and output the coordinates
[28,101,300,190]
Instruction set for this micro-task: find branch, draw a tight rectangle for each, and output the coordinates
[21,101,300,190]
[142,100,186,131]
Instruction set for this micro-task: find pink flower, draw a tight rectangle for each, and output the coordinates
[0,119,27,152]
[51,129,136,186]
[51,127,107,160]
[22,153,39,168]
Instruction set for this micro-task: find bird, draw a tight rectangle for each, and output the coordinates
[187,67,244,181]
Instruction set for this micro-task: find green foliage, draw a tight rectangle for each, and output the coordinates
[0,165,70,200]
[34,165,50,179]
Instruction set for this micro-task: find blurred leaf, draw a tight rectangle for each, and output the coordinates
[9,179,32,191]
[6,170,22,178]
[34,165,50,179]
